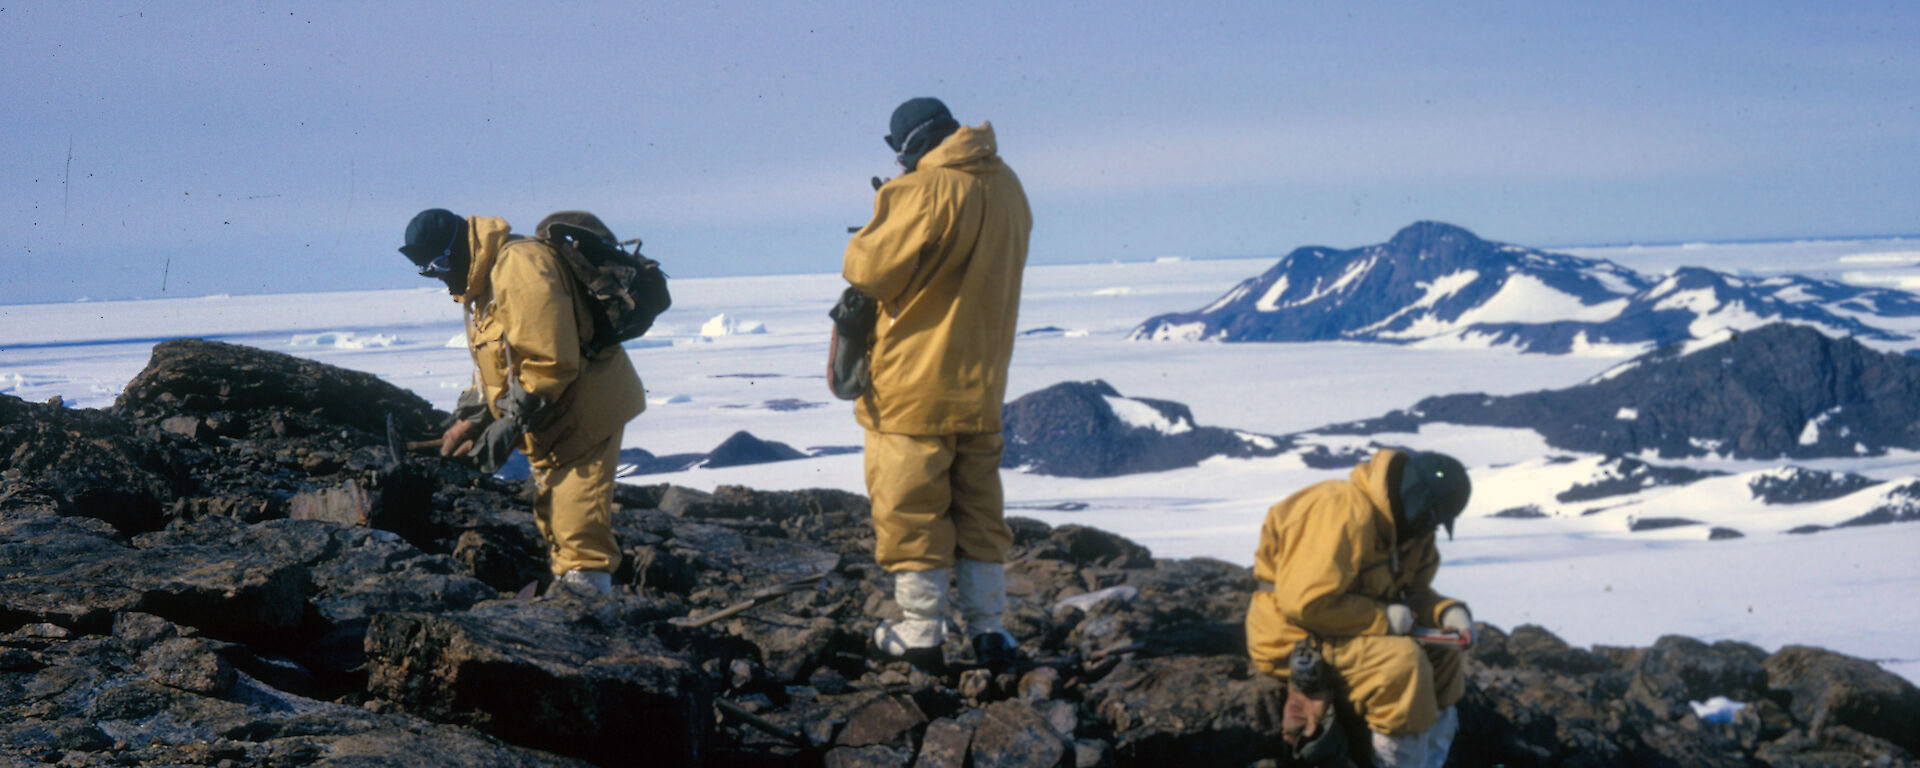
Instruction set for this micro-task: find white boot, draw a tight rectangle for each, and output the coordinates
[955,559,1019,668]
[952,559,1009,636]
[1422,706,1459,768]
[551,569,613,598]
[1370,728,1428,768]
[872,567,949,656]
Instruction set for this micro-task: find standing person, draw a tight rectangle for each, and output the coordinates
[843,98,1033,670]
[398,209,646,598]
[1245,450,1477,768]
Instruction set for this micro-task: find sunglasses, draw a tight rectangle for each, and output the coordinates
[415,227,460,278]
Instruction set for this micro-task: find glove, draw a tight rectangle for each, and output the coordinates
[1440,605,1475,648]
[1385,604,1413,635]
[468,417,521,475]
[447,387,492,429]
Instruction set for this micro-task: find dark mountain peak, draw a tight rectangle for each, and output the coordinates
[1659,266,1736,291]
[1383,221,1488,258]
[1133,223,1916,353]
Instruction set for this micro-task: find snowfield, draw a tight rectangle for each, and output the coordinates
[3,236,1917,684]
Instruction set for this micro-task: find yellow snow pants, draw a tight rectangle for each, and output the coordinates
[863,430,1013,572]
[530,434,623,576]
[1322,635,1466,736]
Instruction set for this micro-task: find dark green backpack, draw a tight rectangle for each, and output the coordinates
[534,211,672,356]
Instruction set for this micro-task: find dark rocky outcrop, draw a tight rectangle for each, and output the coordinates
[1839,480,1920,527]
[3,338,1916,767]
[1748,467,1884,504]
[703,430,809,469]
[1556,456,1727,503]
[1411,323,1920,460]
[619,431,817,476]
[1131,221,1920,353]
[365,597,711,765]
[1000,380,1291,477]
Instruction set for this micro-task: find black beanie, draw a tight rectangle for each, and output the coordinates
[400,209,463,266]
[886,97,960,172]
[399,208,469,293]
[1395,452,1472,541]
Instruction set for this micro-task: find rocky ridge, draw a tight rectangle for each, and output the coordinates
[999,380,1291,477]
[1399,323,1920,460]
[1,339,1916,766]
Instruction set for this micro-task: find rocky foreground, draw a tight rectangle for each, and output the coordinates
[3,339,1917,767]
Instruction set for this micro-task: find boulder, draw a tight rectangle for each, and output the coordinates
[1081,655,1286,765]
[915,714,978,768]
[971,700,1073,768]
[833,693,927,748]
[364,597,712,765]
[0,621,593,767]
[0,394,176,534]
[1624,635,1770,710]
[1765,645,1920,754]
[0,508,309,642]
[114,338,442,441]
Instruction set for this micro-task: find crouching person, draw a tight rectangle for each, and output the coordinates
[842,98,1032,671]
[399,209,645,598]
[1245,450,1476,768]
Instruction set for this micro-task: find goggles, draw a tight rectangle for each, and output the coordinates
[415,228,459,278]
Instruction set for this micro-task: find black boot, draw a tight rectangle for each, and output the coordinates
[896,646,946,675]
[971,631,1020,673]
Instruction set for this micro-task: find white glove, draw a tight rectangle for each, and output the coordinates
[1385,604,1413,635]
[1440,605,1475,648]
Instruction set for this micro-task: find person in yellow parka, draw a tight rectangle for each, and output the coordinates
[1245,449,1476,768]
[399,209,646,598]
[843,98,1032,670]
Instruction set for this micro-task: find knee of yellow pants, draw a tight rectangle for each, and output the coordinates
[864,431,958,571]
[534,437,623,576]
[1327,635,1440,736]
[1426,644,1467,711]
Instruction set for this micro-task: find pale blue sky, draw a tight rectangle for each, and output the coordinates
[4,1,1915,304]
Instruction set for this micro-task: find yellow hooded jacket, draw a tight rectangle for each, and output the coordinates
[843,122,1032,435]
[457,216,645,468]
[1245,450,1465,677]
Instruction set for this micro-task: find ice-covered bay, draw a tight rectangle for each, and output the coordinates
[3,237,1917,684]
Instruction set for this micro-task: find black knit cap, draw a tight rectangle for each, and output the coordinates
[1395,452,1472,541]
[399,208,463,268]
[885,97,960,172]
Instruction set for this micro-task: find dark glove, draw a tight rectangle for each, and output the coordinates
[468,373,547,474]
[828,287,877,401]
[468,417,520,474]
[445,387,493,430]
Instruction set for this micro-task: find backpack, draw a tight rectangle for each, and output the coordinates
[534,211,672,356]
[827,286,877,400]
